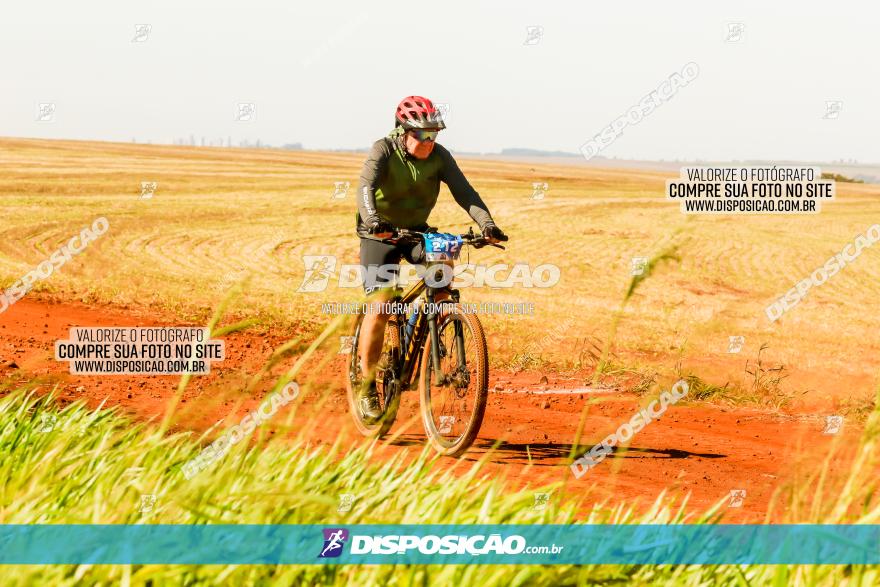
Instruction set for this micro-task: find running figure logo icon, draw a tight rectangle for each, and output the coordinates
[531,182,548,200]
[140,181,158,200]
[438,415,455,434]
[727,335,745,354]
[823,415,843,435]
[318,528,349,558]
[297,255,337,292]
[631,257,648,276]
[331,181,350,200]
[338,336,355,355]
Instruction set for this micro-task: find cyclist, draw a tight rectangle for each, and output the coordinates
[355,95,507,420]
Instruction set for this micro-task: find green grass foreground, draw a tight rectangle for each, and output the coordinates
[1,384,879,586]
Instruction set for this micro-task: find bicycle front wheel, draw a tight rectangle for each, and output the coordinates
[418,305,488,457]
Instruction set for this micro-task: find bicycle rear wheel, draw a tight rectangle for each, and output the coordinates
[345,314,401,437]
[418,305,488,456]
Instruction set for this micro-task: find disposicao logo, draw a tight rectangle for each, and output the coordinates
[318,528,349,558]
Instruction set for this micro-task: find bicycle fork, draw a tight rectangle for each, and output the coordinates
[424,288,468,387]
[425,289,446,386]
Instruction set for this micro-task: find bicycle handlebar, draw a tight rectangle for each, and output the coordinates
[385,227,506,250]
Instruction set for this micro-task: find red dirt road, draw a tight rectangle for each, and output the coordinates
[0,296,865,522]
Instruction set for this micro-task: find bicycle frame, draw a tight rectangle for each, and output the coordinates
[373,227,502,392]
[349,226,503,451]
[393,264,464,389]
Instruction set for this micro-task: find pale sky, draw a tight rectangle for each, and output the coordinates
[2,1,877,162]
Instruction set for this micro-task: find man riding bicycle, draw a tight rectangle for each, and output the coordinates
[356,95,507,420]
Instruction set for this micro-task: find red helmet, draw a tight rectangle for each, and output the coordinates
[394,96,446,130]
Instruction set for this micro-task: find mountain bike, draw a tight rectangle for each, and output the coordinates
[344,227,505,457]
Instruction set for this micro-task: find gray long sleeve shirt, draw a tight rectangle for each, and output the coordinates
[355,134,495,237]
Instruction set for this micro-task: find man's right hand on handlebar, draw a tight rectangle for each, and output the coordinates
[366,217,395,239]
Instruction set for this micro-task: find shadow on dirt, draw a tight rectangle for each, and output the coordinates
[467,442,725,466]
[386,435,724,466]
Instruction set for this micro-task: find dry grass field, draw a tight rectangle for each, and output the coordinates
[2,137,878,413]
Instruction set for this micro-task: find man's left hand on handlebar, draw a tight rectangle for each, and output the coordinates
[482,224,508,244]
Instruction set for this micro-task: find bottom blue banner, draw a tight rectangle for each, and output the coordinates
[0,524,878,564]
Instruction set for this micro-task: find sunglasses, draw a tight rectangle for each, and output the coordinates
[409,129,440,142]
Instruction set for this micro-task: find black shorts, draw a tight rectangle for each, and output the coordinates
[359,237,426,293]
